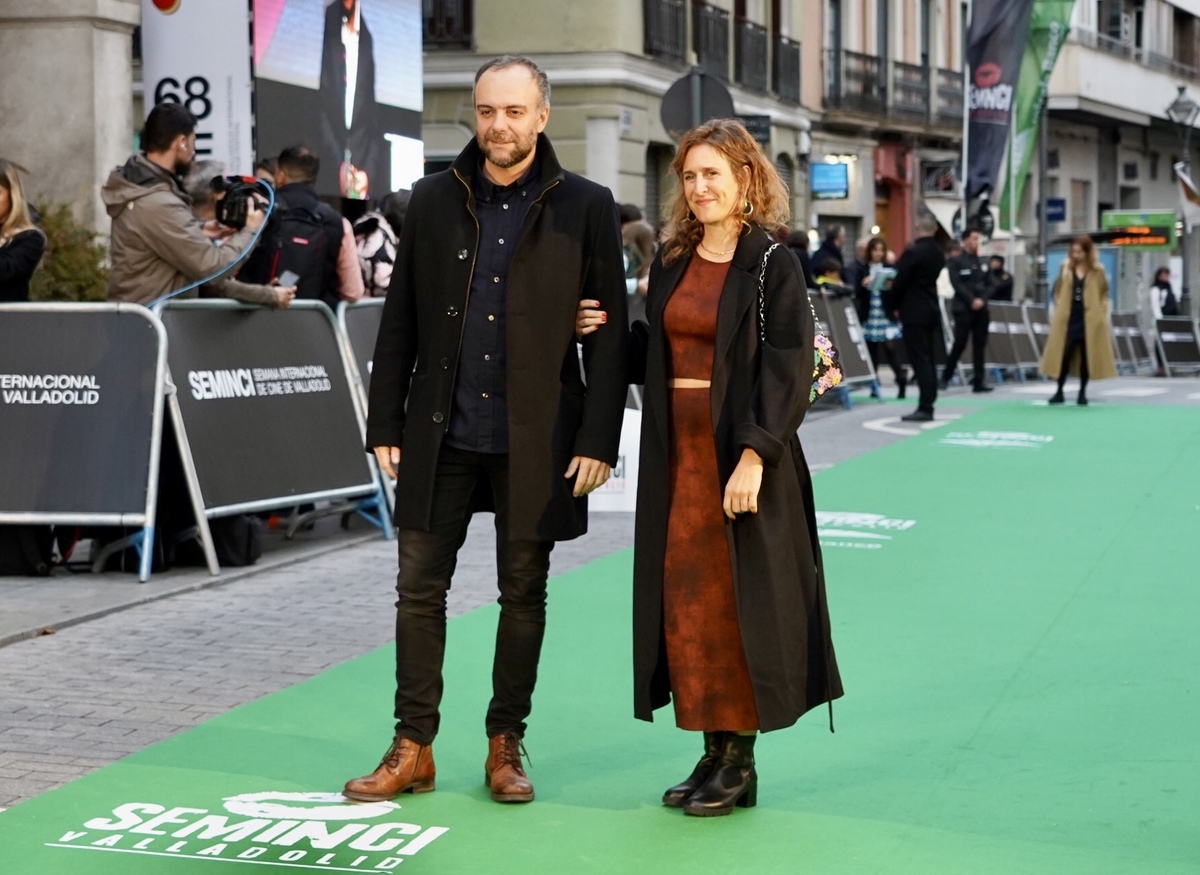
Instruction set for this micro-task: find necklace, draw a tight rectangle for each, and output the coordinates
[699,240,737,256]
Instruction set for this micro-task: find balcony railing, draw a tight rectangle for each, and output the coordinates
[644,0,686,63]
[936,67,964,124]
[826,49,885,114]
[423,0,472,50]
[892,60,929,119]
[735,20,769,93]
[693,2,730,81]
[774,36,801,104]
[1067,26,1200,82]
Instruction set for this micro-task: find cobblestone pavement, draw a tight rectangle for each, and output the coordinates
[2,376,1195,809]
[0,514,633,809]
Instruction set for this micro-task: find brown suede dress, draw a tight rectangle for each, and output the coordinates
[661,254,760,731]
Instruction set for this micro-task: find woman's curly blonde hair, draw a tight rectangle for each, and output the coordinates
[659,118,790,266]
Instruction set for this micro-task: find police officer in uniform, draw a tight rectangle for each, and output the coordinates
[940,228,995,392]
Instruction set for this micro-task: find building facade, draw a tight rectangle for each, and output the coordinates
[421,0,813,227]
[1036,0,1200,307]
[808,0,966,255]
[0,0,139,233]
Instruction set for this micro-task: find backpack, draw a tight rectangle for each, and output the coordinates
[269,204,331,305]
[172,514,263,568]
[353,211,397,296]
[1162,286,1181,317]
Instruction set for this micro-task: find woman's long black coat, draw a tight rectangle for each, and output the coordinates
[631,227,843,732]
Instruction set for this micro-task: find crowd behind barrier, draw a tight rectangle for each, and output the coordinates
[0,299,392,582]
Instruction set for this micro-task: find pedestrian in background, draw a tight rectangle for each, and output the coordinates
[1147,266,1179,376]
[887,214,945,421]
[102,103,265,305]
[1039,235,1116,405]
[785,228,816,288]
[857,235,905,399]
[988,255,1013,301]
[181,161,295,309]
[0,158,46,302]
[620,203,656,324]
[940,228,994,393]
[813,223,845,276]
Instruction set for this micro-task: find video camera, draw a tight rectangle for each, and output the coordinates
[212,176,271,230]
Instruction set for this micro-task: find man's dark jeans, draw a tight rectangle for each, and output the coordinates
[393,446,554,746]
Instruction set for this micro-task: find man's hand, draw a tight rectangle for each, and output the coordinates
[971,297,985,311]
[374,446,401,479]
[244,199,266,233]
[565,456,611,497]
[723,448,764,520]
[575,299,607,339]
[202,220,236,242]
[637,276,649,296]
[273,286,296,308]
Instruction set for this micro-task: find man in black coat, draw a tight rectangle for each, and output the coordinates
[344,56,628,806]
[886,214,946,421]
[989,255,1013,302]
[812,222,845,278]
[940,228,995,392]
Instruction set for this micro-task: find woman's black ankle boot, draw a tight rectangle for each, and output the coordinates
[682,733,757,817]
[662,731,725,807]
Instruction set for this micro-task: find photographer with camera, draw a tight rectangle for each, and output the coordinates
[182,161,295,309]
[103,103,266,306]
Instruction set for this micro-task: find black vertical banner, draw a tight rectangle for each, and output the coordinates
[966,0,1035,202]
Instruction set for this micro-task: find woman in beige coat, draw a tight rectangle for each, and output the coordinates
[1039,235,1117,405]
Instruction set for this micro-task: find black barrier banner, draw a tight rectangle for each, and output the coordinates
[1024,303,1051,355]
[812,294,875,384]
[1126,318,1152,362]
[340,300,385,397]
[0,306,163,518]
[1156,317,1200,368]
[986,313,1017,366]
[966,0,1035,201]
[160,302,375,513]
[1110,313,1137,369]
[994,303,1038,365]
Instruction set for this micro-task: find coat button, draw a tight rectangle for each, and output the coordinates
[457,249,468,260]
[432,412,444,423]
[447,306,459,317]
[440,358,450,369]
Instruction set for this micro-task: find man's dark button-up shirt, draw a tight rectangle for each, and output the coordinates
[445,155,541,454]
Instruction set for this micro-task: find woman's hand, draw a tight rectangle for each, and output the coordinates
[576,299,607,339]
[723,448,764,520]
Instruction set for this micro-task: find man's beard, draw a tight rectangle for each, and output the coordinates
[478,132,536,169]
[175,155,193,176]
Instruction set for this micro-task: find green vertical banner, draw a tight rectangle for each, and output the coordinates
[999,0,1076,230]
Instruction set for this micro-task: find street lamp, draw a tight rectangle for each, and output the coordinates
[1166,85,1199,315]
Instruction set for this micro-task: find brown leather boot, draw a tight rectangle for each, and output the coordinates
[343,736,435,802]
[484,731,534,803]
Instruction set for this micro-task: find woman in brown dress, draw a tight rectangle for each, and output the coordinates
[578,120,842,817]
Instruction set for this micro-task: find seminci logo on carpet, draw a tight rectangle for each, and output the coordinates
[816,511,916,550]
[44,790,449,872]
[938,430,1054,450]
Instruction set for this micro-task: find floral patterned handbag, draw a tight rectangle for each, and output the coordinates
[757,243,843,402]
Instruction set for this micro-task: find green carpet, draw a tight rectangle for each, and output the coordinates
[2,404,1198,874]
